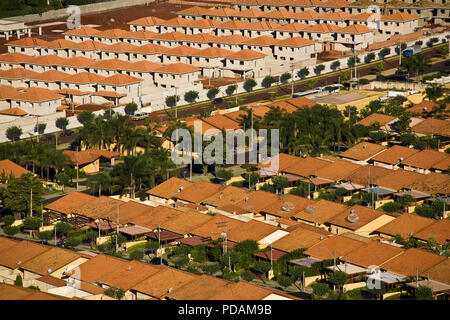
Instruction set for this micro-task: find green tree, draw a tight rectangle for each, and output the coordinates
[253,260,272,277]
[329,271,348,290]
[15,274,23,287]
[235,240,259,256]
[330,61,340,71]
[314,64,325,75]
[65,237,81,248]
[375,61,385,74]
[424,84,443,102]
[55,222,72,236]
[262,75,275,88]
[241,270,255,282]
[184,90,199,103]
[226,85,237,96]
[280,72,292,83]
[55,172,70,192]
[3,225,20,238]
[312,282,330,298]
[6,126,22,142]
[415,285,433,300]
[38,230,53,243]
[272,175,290,193]
[165,95,179,108]
[34,123,47,138]
[220,251,240,271]
[297,67,310,79]
[207,88,220,100]
[216,168,232,182]
[277,275,294,288]
[347,56,360,67]
[129,249,144,261]
[379,48,391,60]
[365,53,375,63]
[365,282,387,300]
[3,173,44,218]
[76,111,95,125]
[22,216,42,232]
[243,78,257,92]
[396,113,412,132]
[55,117,69,132]
[305,78,317,90]
[2,215,15,227]
[124,102,138,116]
[203,263,221,275]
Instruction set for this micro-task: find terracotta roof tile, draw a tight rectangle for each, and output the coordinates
[235,190,281,214]
[163,45,201,56]
[0,52,34,64]
[304,23,341,33]
[63,26,101,37]
[0,159,31,179]
[411,118,450,137]
[338,24,374,34]
[97,73,142,86]
[344,165,392,186]
[283,157,331,177]
[261,194,314,219]
[340,142,386,161]
[225,49,267,60]
[98,260,162,291]
[160,210,214,235]
[0,237,18,253]
[356,113,397,127]
[285,96,316,108]
[0,241,50,269]
[244,35,281,46]
[421,259,450,285]
[155,63,200,74]
[293,199,348,224]
[128,16,166,26]
[376,213,436,239]
[189,215,246,240]
[345,240,405,268]
[414,219,450,245]
[304,234,366,260]
[6,37,49,48]
[71,253,127,283]
[164,17,192,26]
[379,248,446,276]
[62,72,105,84]
[174,180,224,204]
[225,219,280,243]
[376,169,424,191]
[20,247,81,276]
[132,266,196,298]
[272,225,329,252]
[407,172,450,195]
[12,87,63,102]
[327,205,386,231]
[146,177,194,200]
[401,149,449,170]
[129,206,182,230]
[0,68,39,80]
[276,36,315,47]
[316,159,362,181]
[74,196,123,220]
[371,146,421,166]
[45,191,96,215]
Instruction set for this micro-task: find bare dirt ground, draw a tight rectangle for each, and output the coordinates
[0,1,192,53]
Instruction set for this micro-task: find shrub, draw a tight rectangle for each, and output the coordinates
[314,64,325,75]
[3,225,20,238]
[124,102,138,116]
[129,249,144,261]
[38,230,53,242]
[2,215,15,227]
[244,78,257,92]
[261,75,275,88]
[277,275,294,288]
[203,263,222,275]
[15,274,23,287]
[241,270,255,282]
[65,237,82,248]
[280,72,292,83]
[207,88,220,100]
[184,90,199,103]
[312,282,330,297]
[415,286,433,300]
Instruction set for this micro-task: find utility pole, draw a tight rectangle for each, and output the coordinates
[291,63,294,97]
[30,187,32,217]
[158,224,162,265]
[76,146,79,191]
[115,203,119,253]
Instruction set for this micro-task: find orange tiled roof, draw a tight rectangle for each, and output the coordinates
[327,205,385,231]
[401,149,449,170]
[62,72,105,84]
[63,26,101,37]
[339,142,386,161]
[45,191,96,215]
[382,12,420,22]
[0,107,28,116]
[244,35,281,46]
[0,68,39,80]
[0,159,31,179]
[155,63,201,74]
[304,234,366,260]
[225,49,267,60]
[128,16,166,26]
[338,24,375,34]
[13,87,63,102]
[376,169,423,191]
[163,45,201,56]
[97,73,142,86]
[6,37,49,48]
[414,219,450,246]
[371,145,421,166]
[0,52,35,64]
[276,36,315,47]
[407,172,450,195]
[356,113,397,127]
[293,199,348,224]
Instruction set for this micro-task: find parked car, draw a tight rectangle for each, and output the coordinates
[56,239,66,248]
[131,112,149,121]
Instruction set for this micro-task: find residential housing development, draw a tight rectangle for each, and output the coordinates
[0,0,449,303]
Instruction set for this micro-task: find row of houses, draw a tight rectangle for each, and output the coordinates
[0,237,296,300]
[194,0,449,25]
[166,6,421,37]
[5,36,316,79]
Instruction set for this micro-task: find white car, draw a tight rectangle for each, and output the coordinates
[131,112,148,120]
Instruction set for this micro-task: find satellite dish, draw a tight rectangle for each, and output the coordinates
[48,268,52,274]
[127,266,131,271]
[346,213,359,223]
[218,193,223,199]
[178,186,183,192]
[305,205,316,214]
[281,202,294,212]
[319,236,324,240]
[244,197,249,202]
[168,288,173,293]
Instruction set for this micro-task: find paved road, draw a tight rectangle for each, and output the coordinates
[137,47,448,125]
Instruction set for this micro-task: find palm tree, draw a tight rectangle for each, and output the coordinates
[424,84,443,102]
